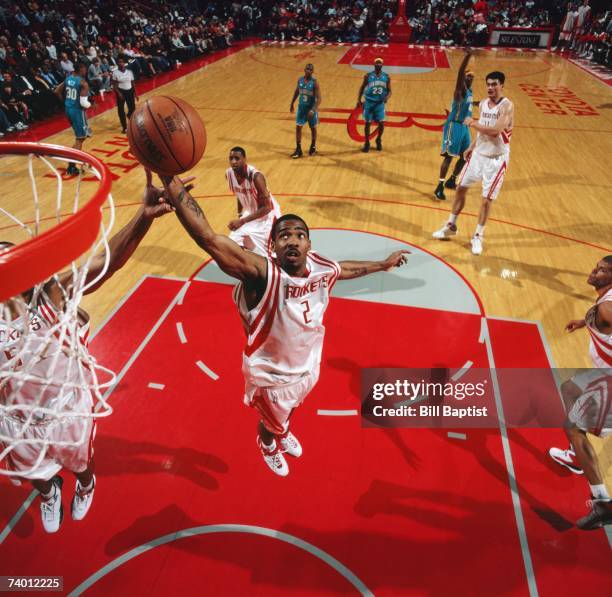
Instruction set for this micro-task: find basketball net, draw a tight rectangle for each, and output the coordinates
[0,143,116,479]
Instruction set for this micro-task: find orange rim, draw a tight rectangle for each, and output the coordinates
[0,143,112,302]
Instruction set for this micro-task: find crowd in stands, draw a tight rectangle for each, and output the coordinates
[0,0,609,138]
[259,1,398,44]
[407,1,610,67]
[0,0,251,137]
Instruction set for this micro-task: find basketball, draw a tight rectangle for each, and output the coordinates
[127,96,206,176]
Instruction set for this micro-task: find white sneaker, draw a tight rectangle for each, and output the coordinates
[549,446,583,474]
[278,431,302,458]
[71,476,95,520]
[257,437,289,477]
[471,234,483,255]
[432,223,457,240]
[40,476,63,533]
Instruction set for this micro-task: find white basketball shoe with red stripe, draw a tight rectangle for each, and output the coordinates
[432,223,457,240]
[278,431,302,458]
[257,437,289,477]
[549,446,583,474]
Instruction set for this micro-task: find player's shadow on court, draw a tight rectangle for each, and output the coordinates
[95,434,229,491]
[450,253,593,300]
[430,429,574,532]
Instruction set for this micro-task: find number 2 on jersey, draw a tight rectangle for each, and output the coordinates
[300,300,312,324]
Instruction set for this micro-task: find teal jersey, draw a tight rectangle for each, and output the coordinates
[64,75,82,110]
[298,76,316,108]
[448,87,473,122]
[364,71,390,103]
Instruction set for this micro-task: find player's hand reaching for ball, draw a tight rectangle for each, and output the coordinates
[143,169,194,219]
[382,250,410,271]
[565,319,586,333]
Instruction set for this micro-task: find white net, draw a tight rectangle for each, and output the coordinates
[0,147,116,479]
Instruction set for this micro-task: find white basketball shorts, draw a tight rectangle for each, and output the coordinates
[568,370,612,437]
[458,151,509,200]
[229,213,276,257]
[245,367,320,434]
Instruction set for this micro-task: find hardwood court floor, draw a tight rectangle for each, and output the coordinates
[8,44,607,367]
[1,43,611,591]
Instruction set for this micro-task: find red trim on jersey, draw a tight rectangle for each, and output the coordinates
[589,330,612,366]
[245,264,281,357]
[309,252,341,290]
[594,382,610,436]
[486,161,507,200]
[249,261,277,334]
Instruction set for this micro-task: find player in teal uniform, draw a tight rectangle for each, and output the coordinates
[356,58,392,153]
[435,50,474,200]
[55,63,92,176]
[290,63,321,158]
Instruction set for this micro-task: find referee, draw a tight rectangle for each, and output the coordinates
[112,56,138,133]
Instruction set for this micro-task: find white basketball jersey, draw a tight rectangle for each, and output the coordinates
[225,164,281,217]
[0,293,91,416]
[475,97,513,158]
[233,252,341,387]
[585,288,612,368]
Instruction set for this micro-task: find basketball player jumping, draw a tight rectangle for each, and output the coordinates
[433,71,513,255]
[548,256,612,530]
[435,50,474,201]
[226,146,281,257]
[162,176,409,476]
[0,170,176,533]
[356,58,391,153]
[290,63,321,158]
[55,62,92,177]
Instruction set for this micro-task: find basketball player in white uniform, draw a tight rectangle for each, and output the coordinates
[549,256,612,529]
[226,146,281,256]
[0,170,175,532]
[162,176,409,476]
[433,70,514,255]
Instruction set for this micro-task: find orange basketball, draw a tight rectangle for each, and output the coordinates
[127,96,206,176]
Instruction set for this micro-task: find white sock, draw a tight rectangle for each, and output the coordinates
[438,178,444,183]
[589,484,610,500]
[448,214,458,226]
[475,224,485,236]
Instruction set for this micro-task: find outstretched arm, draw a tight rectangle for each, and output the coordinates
[338,250,409,280]
[56,170,174,295]
[163,176,267,282]
[454,50,472,102]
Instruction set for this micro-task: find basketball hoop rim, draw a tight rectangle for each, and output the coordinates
[0,142,112,302]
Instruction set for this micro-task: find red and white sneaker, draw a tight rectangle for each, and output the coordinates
[278,431,302,458]
[257,437,289,477]
[549,446,583,474]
